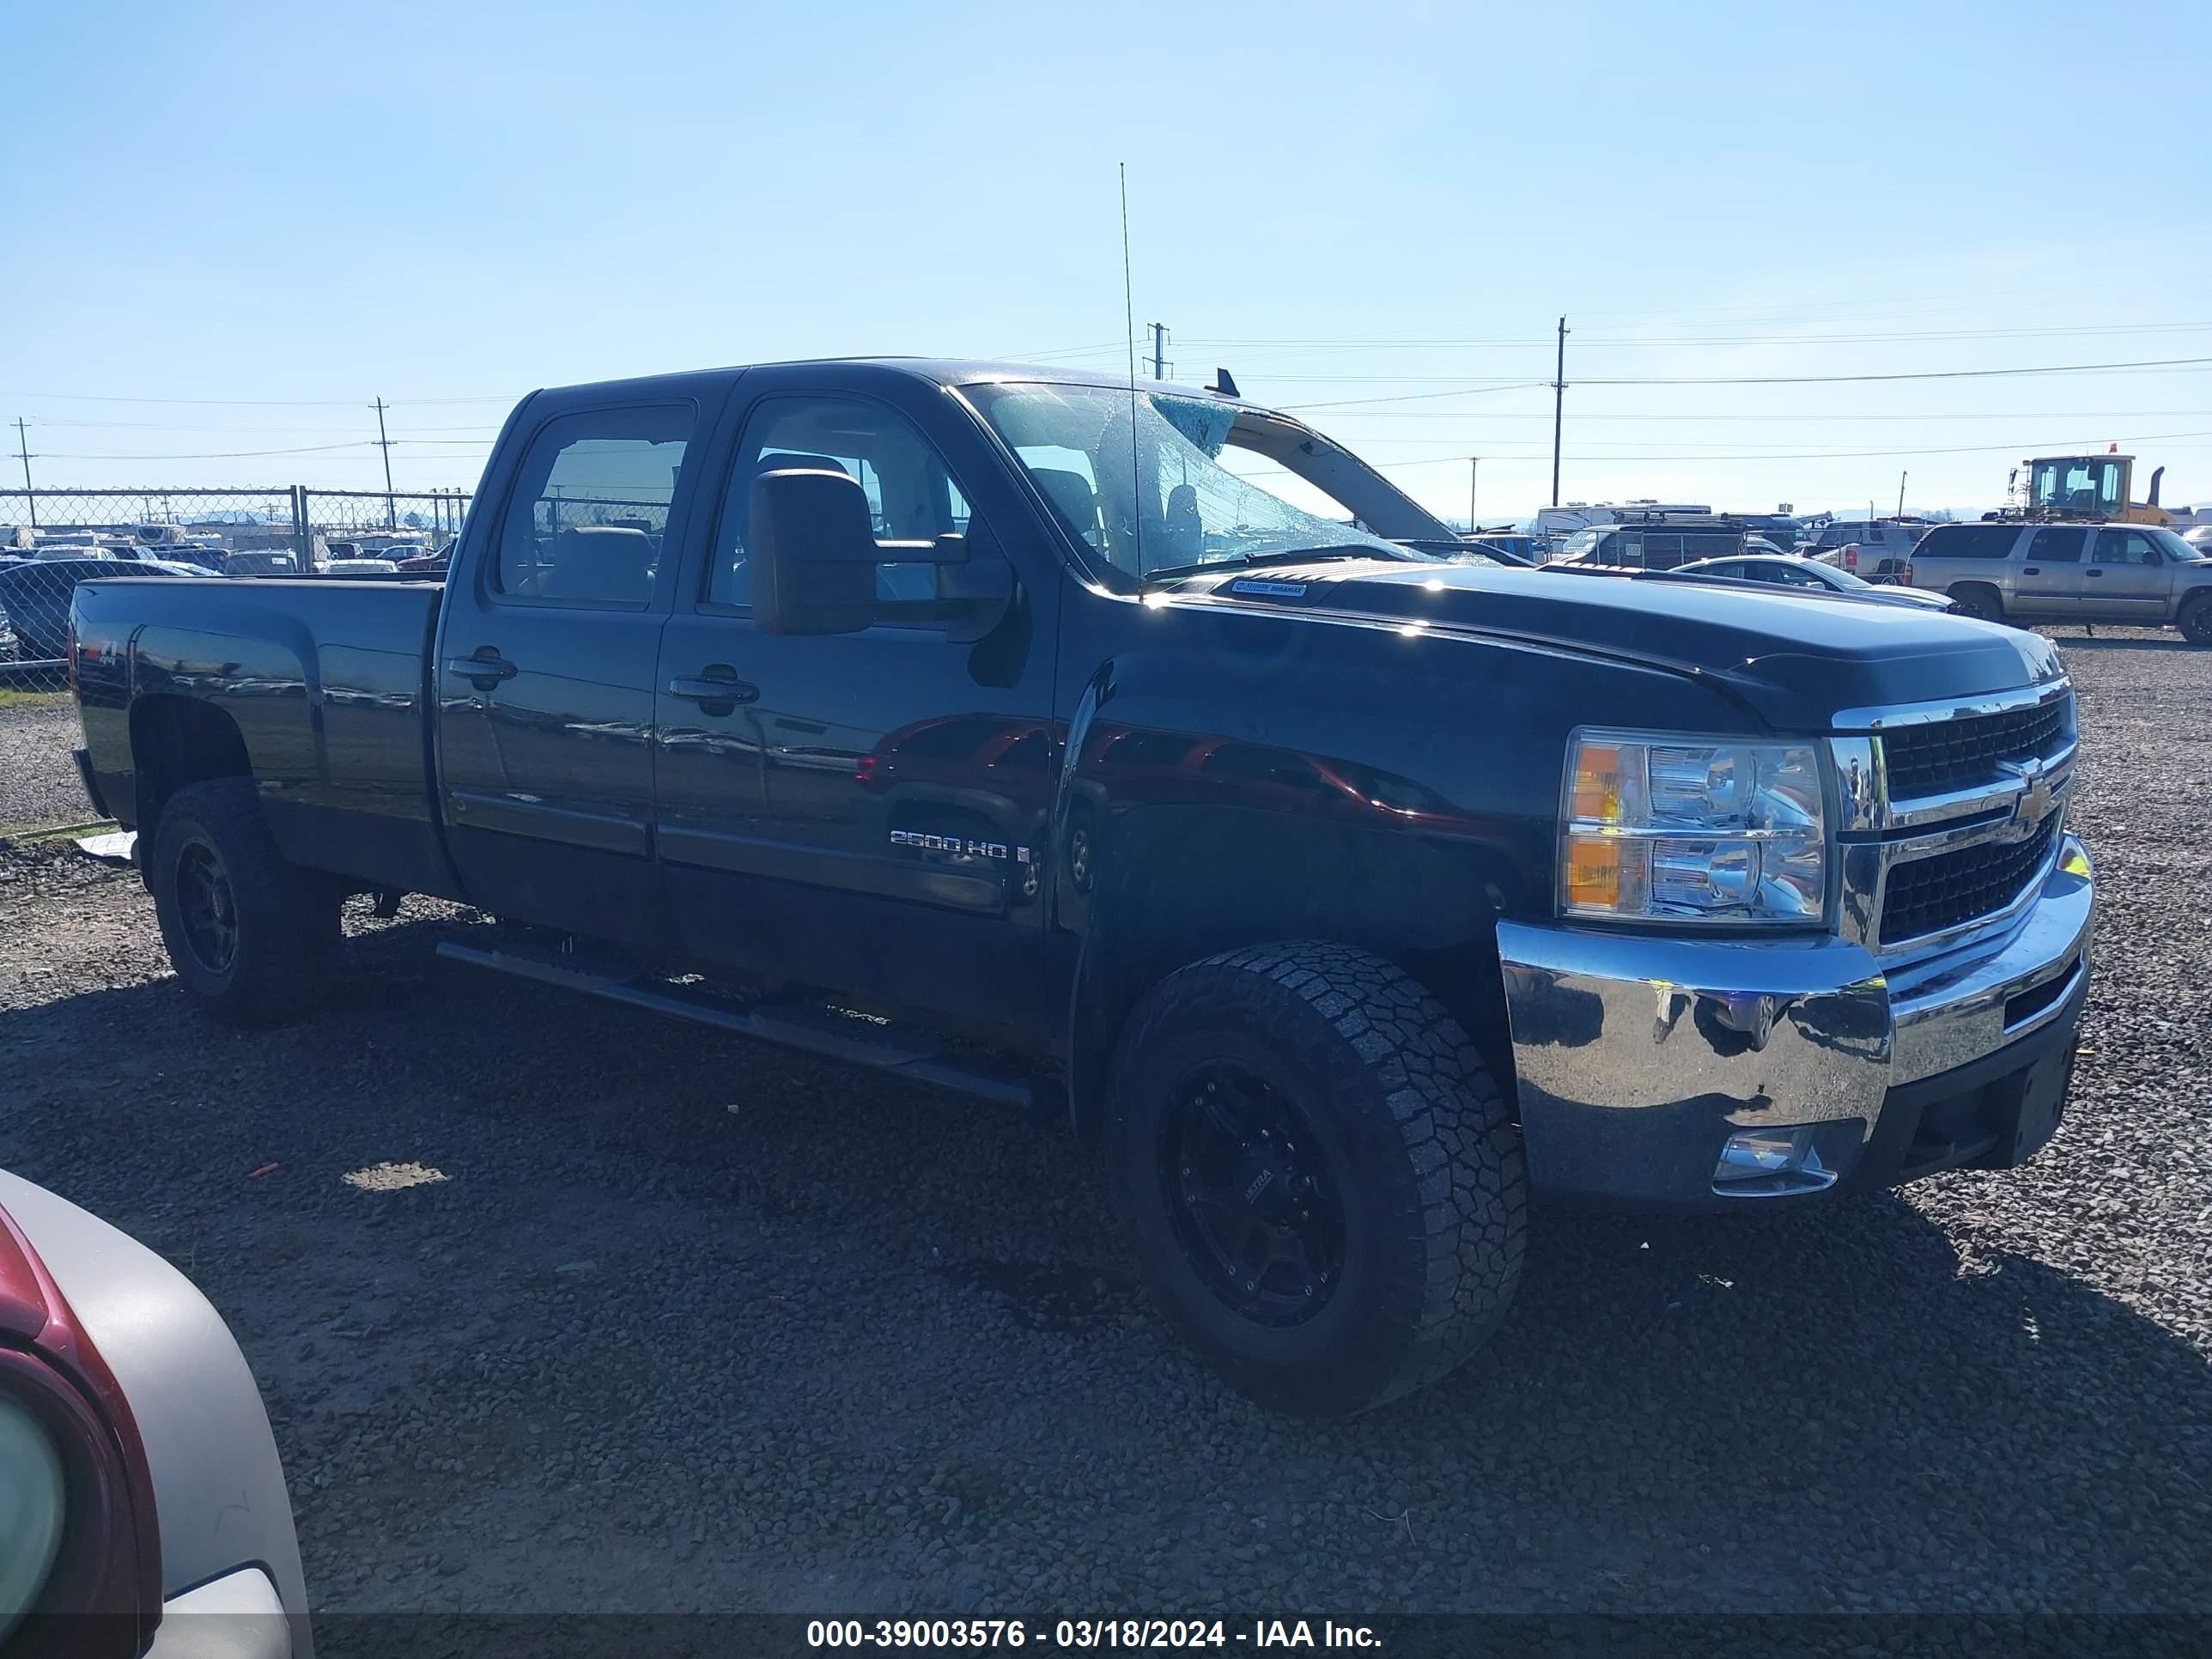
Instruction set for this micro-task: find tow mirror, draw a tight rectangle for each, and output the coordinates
[751,468,880,635]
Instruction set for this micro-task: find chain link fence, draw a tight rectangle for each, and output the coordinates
[0,487,469,836]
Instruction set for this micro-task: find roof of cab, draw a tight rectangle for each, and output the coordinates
[531,358,1265,415]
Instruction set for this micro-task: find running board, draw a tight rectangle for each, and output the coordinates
[435,939,1043,1112]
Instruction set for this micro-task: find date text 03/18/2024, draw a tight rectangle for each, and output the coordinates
[805,1620,1382,1649]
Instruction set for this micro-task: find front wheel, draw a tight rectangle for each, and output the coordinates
[2179,597,2212,647]
[1105,941,1526,1416]
[149,778,342,1024]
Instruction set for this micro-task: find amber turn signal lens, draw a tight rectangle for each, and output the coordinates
[1571,741,1626,823]
[1565,836,1621,909]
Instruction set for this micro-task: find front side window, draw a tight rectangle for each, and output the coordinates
[2093,529,2160,566]
[966,383,1402,581]
[495,405,691,605]
[710,397,972,608]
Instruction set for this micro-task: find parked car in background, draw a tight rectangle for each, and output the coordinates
[1464,530,1546,562]
[0,557,202,660]
[394,540,455,574]
[1671,554,1959,611]
[0,1169,310,1655]
[1905,520,2212,638]
[1808,517,1934,581]
[319,557,402,575]
[1553,519,1791,570]
[223,550,299,578]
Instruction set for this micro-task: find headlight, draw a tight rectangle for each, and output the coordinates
[1560,731,1827,925]
[0,1390,67,1643]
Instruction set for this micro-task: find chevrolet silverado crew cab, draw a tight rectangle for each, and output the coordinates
[68,360,2095,1416]
[1905,519,2212,640]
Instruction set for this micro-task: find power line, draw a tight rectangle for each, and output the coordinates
[1285,356,2212,410]
[0,390,521,408]
[1310,408,2212,422]
[1180,321,2212,351]
[33,441,383,460]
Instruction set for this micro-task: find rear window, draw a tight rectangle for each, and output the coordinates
[1916,524,2021,560]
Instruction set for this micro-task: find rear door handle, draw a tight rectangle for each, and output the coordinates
[2085,568,2104,578]
[668,675,759,704]
[2022,567,2040,575]
[446,653,517,684]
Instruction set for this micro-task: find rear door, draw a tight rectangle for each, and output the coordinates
[652,374,1059,1028]
[2013,526,2088,618]
[2085,527,2172,620]
[434,387,718,944]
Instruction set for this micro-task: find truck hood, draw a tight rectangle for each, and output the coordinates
[1170,559,2063,729]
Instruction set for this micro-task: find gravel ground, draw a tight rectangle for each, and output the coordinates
[0,693,90,832]
[0,632,2207,1630]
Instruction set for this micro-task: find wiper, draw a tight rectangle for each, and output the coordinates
[1141,546,1386,584]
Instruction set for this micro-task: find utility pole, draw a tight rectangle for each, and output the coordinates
[12,417,33,527]
[1550,317,1569,507]
[1897,471,1907,518]
[1468,457,1480,531]
[373,398,397,528]
[1149,322,1169,381]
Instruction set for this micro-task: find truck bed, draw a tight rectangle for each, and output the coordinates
[72,575,453,896]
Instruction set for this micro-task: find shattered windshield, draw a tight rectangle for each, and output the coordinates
[966,382,1409,581]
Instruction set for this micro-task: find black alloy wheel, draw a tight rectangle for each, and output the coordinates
[1160,1063,1346,1328]
[172,840,239,975]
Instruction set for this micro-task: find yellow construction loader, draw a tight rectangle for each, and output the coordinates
[2008,447,2173,525]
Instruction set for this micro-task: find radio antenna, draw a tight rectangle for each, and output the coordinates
[1120,162,1145,577]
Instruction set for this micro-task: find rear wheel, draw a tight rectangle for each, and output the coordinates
[2179,595,2212,647]
[1106,941,1526,1416]
[149,778,341,1024]
[1948,583,2003,623]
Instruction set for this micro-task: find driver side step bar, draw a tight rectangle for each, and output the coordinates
[436,939,1053,1116]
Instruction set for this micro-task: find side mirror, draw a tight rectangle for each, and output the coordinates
[751,468,880,635]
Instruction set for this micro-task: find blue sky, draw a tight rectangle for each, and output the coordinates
[8,0,2210,522]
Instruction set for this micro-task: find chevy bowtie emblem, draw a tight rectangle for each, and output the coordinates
[2009,759,2058,830]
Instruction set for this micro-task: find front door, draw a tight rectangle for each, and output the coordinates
[2083,527,2172,621]
[653,385,1057,1030]
[434,396,710,945]
[2013,525,2087,619]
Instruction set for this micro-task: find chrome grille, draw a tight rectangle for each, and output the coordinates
[1882,697,2070,799]
[1829,680,2075,953]
[1879,818,2057,945]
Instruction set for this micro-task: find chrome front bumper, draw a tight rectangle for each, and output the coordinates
[1496,834,2094,1206]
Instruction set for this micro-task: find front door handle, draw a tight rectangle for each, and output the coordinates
[2085,568,2105,579]
[668,674,759,705]
[446,653,518,684]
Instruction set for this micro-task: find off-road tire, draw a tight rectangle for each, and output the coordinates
[2179,594,2212,647]
[1105,940,1526,1417]
[149,778,341,1025]
[1948,583,2004,623]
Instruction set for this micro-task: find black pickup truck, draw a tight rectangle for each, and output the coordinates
[69,360,2094,1415]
